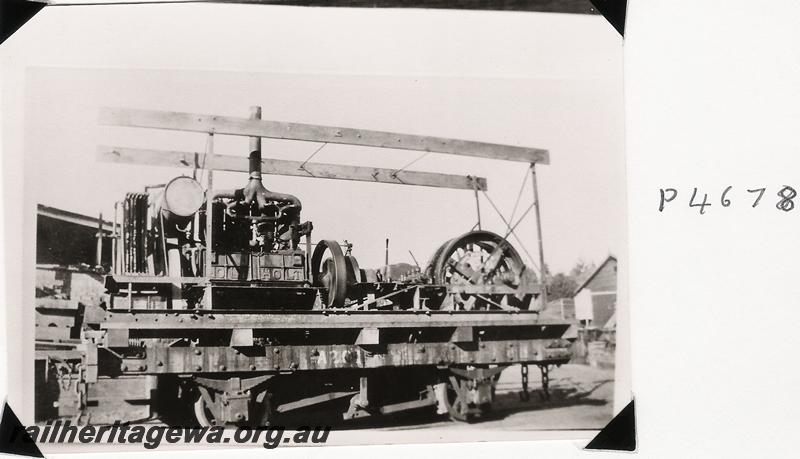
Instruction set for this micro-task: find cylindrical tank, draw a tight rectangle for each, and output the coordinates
[160,176,205,223]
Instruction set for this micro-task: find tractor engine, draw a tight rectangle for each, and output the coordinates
[115,151,315,310]
[205,153,309,284]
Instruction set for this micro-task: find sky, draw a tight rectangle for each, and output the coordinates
[18,5,624,274]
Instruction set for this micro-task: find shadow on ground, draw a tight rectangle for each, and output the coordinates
[295,373,615,430]
[157,364,615,431]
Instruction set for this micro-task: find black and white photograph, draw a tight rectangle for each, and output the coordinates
[6,0,800,457]
[3,1,628,453]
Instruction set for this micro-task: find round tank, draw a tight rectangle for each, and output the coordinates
[161,176,205,219]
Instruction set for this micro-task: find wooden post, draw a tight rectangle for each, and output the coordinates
[384,238,389,281]
[95,212,104,267]
[530,163,547,306]
[112,202,119,274]
[204,133,215,309]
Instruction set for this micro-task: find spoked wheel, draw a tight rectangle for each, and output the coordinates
[442,375,495,423]
[193,389,222,427]
[193,387,274,427]
[430,230,533,310]
[311,240,348,308]
[443,376,471,422]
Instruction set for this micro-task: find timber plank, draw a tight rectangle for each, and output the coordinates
[99,107,549,164]
[97,145,488,190]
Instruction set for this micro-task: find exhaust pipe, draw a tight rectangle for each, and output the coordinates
[212,150,302,222]
[214,106,301,221]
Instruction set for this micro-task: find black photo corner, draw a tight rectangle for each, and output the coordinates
[0,402,44,458]
[585,399,636,452]
[0,0,624,45]
[0,0,45,45]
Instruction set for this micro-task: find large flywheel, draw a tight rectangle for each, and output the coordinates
[428,230,534,310]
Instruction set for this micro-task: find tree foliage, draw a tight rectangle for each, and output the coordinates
[545,258,597,301]
[548,273,578,301]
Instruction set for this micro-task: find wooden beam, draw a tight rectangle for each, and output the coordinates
[97,145,488,191]
[99,107,549,164]
[101,310,571,329]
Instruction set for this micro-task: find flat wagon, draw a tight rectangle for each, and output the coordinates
[43,106,574,426]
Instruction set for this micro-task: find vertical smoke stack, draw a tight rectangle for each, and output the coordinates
[95,212,103,267]
[384,238,389,280]
[249,106,262,181]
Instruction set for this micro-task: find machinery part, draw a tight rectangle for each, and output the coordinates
[122,193,150,274]
[431,230,525,285]
[251,389,275,426]
[193,388,221,427]
[442,368,501,422]
[539,364,551,401]
[429,230,530,309]
[520,363,530,402]
[311,241,348,308]
[345,255,365,284]
[193,376,274,427]
[213,151,302,222]
[424,238,451,280]
[443,376,471,422]
[160,176,205,220]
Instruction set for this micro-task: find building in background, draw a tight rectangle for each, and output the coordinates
[573,255,617,329]
[570,255,617,368]
[36,204,115,341]
[37,204,115,267]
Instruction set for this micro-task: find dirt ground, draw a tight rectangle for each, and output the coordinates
[350,363,615,432]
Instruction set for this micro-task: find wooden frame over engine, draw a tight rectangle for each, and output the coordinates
[45,105,574,426]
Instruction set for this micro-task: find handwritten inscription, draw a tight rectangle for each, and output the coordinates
[659,186,797,214]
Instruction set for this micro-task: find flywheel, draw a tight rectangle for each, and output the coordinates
[311,240,349,308]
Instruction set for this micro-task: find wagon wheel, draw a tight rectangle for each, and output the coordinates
[442,376,471,422]
[193,388,222,427]
[431,230,529,310]
[311,240,348,308]
[251,389,275,427]
[193,387,274,427]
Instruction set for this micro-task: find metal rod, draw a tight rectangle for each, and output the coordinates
[409,250,420,269]
[344,285,417,310]
[473,179,481,230]
[530,163,547,306]
[479,190,540,272]
[249,106,262,180]
[248,106,262,284]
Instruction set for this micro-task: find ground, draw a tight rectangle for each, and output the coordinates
[344,363,615,431]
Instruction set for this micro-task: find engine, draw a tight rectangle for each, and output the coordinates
[120,157,309,282]
[113,149,321,310]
